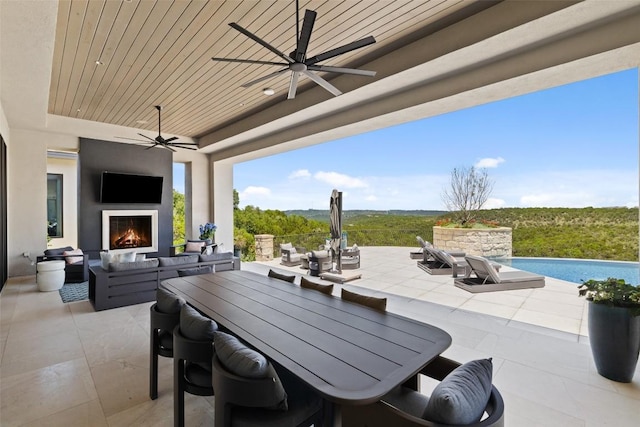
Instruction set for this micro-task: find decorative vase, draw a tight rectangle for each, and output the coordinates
[588,302,640,382]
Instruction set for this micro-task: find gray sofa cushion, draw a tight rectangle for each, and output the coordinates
[180,304,218,341]
[199,252,233,262]
[178,265,214,277]
[109,258,159,272]
[156,288,185,314]
[158,255,199,267]
[300,277,333,295]
[422,358,493,424]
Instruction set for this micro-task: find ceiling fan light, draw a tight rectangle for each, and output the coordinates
[263,88,275,96]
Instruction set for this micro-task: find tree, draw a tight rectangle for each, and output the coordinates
[173,189,185,244]
[233,189,240,210]
[441,166,493,225]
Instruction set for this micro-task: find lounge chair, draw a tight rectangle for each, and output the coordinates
[409,236,430,259]
[417,247,468,277]
[455,255,545,293]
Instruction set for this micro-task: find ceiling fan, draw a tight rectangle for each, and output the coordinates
[116,105,198,152]
[211,0,377,99]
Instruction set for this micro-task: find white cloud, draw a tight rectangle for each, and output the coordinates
[288,169,311,179]
[240,186,271,198]
[475,157,505,168]
[483,198,506,209]
[365,195,378,202]
[314,171,368,188]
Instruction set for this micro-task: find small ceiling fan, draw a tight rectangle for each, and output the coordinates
[116,105,198,152]
[211,0,377,99]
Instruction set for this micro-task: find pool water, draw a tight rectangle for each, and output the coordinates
[494,257,640,285]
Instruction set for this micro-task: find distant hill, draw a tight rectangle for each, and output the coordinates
[285,209,447,222]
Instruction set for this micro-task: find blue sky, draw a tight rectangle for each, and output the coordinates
[175,68,639,211]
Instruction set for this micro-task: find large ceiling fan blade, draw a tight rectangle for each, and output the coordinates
[138,133,157,142]
[305,35,376,65]
[287,72,300,99]
[241,67,289,88]
[302,70,342,96]
[164,136,179,143]
[170,145,198,151]
[171,141,198,146]
[211,57,288,66]
[115,136,153,143]
[307,65,376,77]
[145,143,159,150]
[295,10,316,61]
[229,22,294,63]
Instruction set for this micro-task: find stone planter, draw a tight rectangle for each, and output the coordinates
[432,226,512,258]
[588,302,640,382]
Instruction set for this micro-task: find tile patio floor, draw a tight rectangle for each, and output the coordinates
[0,246,638,426]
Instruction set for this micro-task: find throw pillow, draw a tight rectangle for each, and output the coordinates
[63,248,84,264]
[214,331,288,411]
[267,269,296,283]
[135,253,146,262]
[180,304,218,341]
[422,358,493,425]
[341,288,387,311]
[300,277,333,295]
[156,287,185,314]
[100,251,113,270]
[116,251,136,263]
[185,241,204,253]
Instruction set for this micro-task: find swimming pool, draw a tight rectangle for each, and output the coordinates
[494,257,640,285]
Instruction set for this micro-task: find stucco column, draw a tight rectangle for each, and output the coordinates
[212,158,234,252]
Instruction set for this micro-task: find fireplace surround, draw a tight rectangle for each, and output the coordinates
[102,210,158,254]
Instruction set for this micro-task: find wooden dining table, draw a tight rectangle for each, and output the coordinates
[161,269,452,426]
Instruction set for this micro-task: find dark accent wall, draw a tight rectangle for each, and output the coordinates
[79,138,173,258]
[1,135,7,289]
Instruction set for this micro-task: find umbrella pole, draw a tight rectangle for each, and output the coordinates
[338,191,342,273]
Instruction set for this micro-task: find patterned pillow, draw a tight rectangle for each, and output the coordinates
[422,358,493,424]
[100,251,113,270]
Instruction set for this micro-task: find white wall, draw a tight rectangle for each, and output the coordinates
[174,150,211,242]
[212,160,234,252]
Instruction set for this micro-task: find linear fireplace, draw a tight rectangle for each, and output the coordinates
[102,210,158,254]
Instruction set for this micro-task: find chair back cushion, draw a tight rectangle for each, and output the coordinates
[268,269,296,283]
[422,358,493,424]
[465,255,501,283]
[185,241,205,253]
[341,288,387,311]
[180,304,218,341]
[214,331,288,410]
[156,288,185,314]
[44,246,74,258]
[300,277,333,295]
[177,265,214,277]
[158,255,199,266]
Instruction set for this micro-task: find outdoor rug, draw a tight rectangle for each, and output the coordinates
[59,281,89,303]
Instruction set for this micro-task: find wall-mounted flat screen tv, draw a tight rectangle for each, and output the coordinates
[100,171,163,204]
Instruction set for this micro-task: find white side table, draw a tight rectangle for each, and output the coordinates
[37,260,66,291]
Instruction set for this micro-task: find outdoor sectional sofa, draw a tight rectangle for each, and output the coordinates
[89,253,239,311]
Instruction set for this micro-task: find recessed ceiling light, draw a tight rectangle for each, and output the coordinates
[95,60,103,65]
[76,108,81,112]
[136,120,147,124]
[262,88,275,96]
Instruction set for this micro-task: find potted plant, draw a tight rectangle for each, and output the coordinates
[233,228,250,258]
[578,277,640,382]
[199,222,217,243]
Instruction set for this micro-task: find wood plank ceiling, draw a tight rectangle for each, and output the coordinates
[48,0,479,140]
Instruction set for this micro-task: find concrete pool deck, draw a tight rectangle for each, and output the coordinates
[253,245,589,340]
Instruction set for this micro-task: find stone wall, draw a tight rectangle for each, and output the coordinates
[255,234,274,261]
[433,226,512,257]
